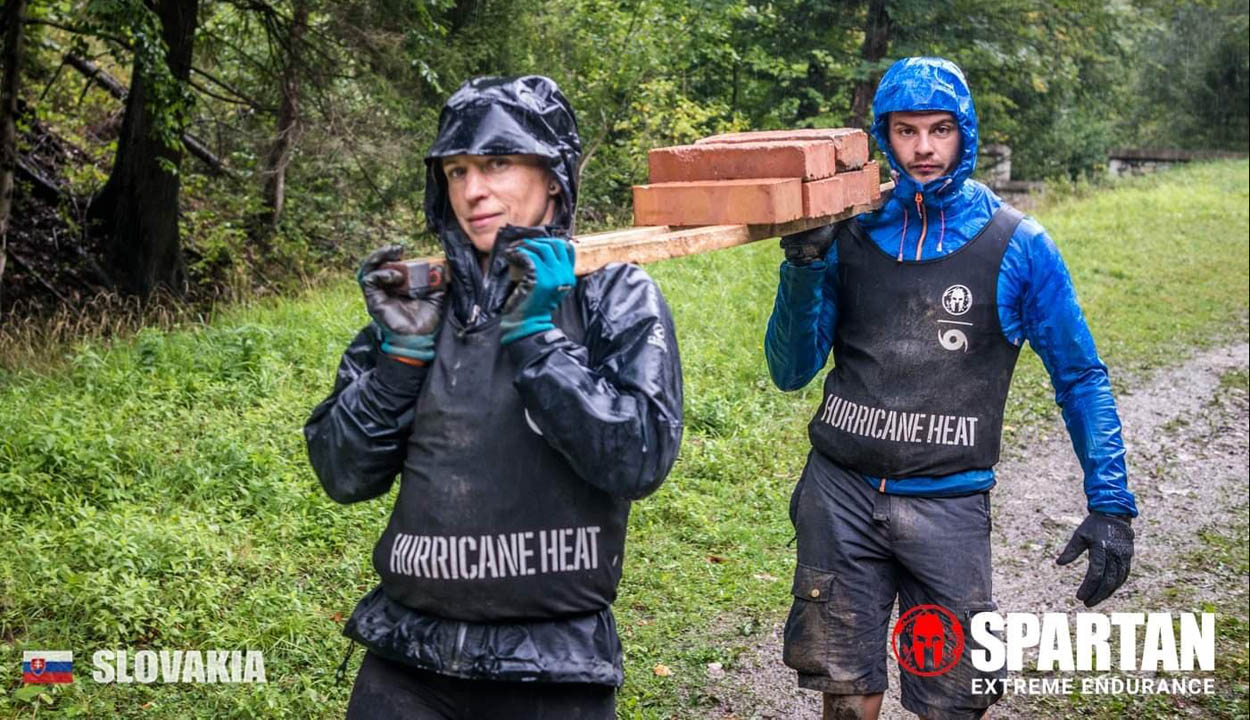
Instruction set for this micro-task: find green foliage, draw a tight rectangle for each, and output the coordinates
[12,0,1249,302]
[0,162,1245,717]
[1131,0,1250,150]
[81,0,197,152]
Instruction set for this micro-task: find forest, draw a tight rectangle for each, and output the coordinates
[1,0,1248,322]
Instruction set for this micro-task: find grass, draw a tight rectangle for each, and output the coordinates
[1021,503,1250,720]
[1,161,1247,718]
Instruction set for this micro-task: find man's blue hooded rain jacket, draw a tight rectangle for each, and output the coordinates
[764,57,1137,517]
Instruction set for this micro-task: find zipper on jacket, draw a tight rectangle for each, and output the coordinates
[935,179,952,253]
[913,192,928,261]
[457,304,480,339]
[476,233,511,325]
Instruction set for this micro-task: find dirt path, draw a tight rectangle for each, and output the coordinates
[700,341,1250,719]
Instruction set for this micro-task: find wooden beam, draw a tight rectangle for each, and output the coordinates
[572,181,892,275]
[574,224,673,247]
[409,181,893,275]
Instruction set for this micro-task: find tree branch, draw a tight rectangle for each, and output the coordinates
[22,17,132,50]
[62,52,234,177]
[189,67,267,110]
[16,155,64,200]
[6,246,71,304]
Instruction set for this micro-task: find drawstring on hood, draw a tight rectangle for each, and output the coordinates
[913,193,926,261]
[897,211,908,262]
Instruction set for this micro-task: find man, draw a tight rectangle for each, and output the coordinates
[765,57,1138,719]
[305,75,683,719]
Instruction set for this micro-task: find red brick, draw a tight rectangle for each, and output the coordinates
[865,161,881,201]
[698,129,870,171]
[648,141,836,183]
[841,162,882,206]
[802,175,846,218]
[633,178,802,226]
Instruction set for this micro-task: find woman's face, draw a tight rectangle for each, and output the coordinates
[441,154,559,253]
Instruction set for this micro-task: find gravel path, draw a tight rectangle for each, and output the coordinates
[699,341,1250,719]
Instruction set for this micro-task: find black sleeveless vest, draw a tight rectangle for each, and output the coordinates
[371,295,630,622]
[808,207,1025,478]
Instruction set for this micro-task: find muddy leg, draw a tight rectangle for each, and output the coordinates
[822,692,883,720]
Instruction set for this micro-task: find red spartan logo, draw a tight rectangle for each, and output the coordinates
[891,604,965,676]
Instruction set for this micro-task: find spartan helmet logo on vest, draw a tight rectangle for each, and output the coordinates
[910,610,947,669]
[942,284,973,315]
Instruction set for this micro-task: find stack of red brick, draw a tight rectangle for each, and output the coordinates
[632,129,880,226]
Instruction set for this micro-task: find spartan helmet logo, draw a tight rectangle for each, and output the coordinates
[910,611,947,670]
[891,604,966,677]
[942,284,973,315]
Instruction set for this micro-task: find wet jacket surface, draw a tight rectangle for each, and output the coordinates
[304,76,684,685]
[765,58,1137,517]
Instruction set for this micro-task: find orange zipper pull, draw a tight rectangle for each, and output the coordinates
[913,193,927,261]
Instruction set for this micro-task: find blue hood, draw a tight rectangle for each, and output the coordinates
[870,57,979,205]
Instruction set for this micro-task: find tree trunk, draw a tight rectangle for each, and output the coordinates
[90,0,199,300]
[849,0,891,129]
[64,51,229,175]
[1,0,29,302]
[449,0,479,32]
[797,57,826,122]
[258,0,307,239]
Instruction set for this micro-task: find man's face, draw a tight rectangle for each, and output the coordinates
[887,111,961,184]
[441,154,559,254]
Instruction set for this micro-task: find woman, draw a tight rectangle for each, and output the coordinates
[305,75,684,719]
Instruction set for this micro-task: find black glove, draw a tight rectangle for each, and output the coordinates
[779,223,836,266]
[1056,512,1134,607]
[357,245,446,362]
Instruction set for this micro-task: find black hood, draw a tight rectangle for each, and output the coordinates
[424,75,582,237]
[423,76,582,326]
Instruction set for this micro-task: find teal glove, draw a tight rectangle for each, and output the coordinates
[500,236,576,345]
[357,245,445,362]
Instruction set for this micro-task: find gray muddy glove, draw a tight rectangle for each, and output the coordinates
[357,245,446,362]
[1056,512,1134,607]
[780,223,836,266]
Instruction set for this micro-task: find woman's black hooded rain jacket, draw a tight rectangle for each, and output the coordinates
[303,76,684,686]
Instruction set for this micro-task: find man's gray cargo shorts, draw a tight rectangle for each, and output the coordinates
[783,450,1006,720]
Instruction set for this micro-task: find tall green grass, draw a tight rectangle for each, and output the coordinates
[1,161,1246,718]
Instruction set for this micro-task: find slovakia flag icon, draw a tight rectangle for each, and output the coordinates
[22,651,73,684]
